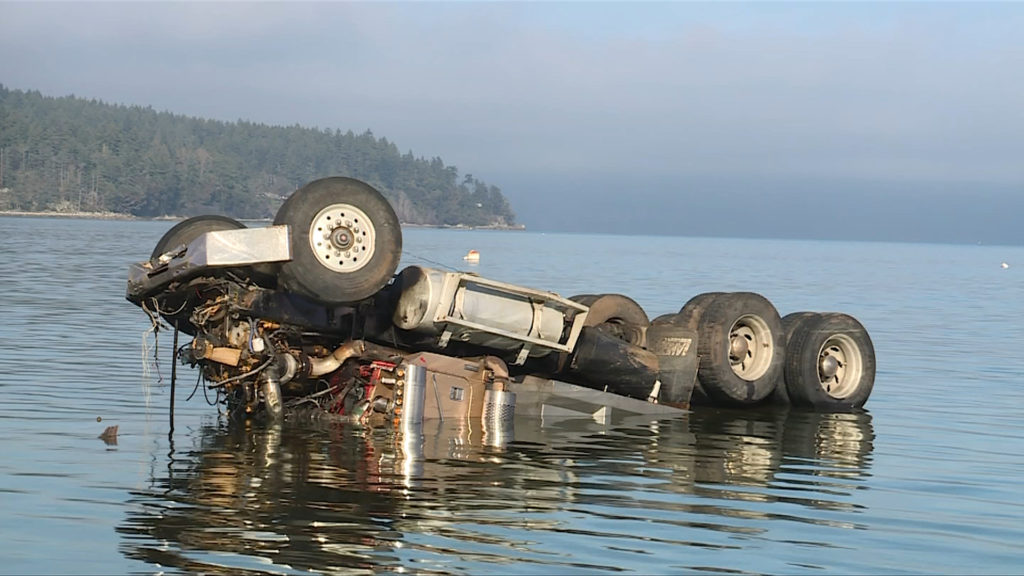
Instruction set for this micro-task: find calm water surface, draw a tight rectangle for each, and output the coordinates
[1,217,1023,574]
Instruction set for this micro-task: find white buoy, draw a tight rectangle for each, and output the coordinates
[464,249,480,262]
[1001,262,1009,269]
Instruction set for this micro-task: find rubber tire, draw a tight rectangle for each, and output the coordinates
[274,177,402,304]
[150,215,246,260]
[676,292,726,329]
[570,293,649,347]
[650,313,680,326]
[675,292,726,405]
[784,312,875,410]
[770,312,822,405]
[695,292,785,406]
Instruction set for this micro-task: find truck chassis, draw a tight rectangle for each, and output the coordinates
[127,177,876,433]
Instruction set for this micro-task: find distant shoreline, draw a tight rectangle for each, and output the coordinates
[0,210,525,230]
[401,223,526,231]
[0,210,137,220]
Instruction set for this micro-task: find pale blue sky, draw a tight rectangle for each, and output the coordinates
[2,2,1023,241]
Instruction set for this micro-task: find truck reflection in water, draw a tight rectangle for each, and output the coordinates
[118,409,874,574]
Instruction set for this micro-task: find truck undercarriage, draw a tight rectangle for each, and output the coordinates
[127,177,876,434]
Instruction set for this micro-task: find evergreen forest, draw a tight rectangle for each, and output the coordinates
[0,85,517,226]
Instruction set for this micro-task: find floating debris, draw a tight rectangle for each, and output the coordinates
[99,425,119,446]
[1001,262,1009,269]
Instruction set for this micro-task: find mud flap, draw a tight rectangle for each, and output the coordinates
[646,324,699,408]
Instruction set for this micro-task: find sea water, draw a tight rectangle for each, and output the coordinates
[1,217,1023,574]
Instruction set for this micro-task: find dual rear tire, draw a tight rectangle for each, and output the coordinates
[685,292,785,407]
[667,293,875,410]
[779,312,875,410]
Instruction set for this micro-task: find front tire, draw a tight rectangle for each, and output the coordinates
[274,177,402,304]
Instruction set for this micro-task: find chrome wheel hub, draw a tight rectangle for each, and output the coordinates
[728,314,774,381]
[817,334,863,399]
[819,354,840,380]
[309,203,376,273]
[729,334,750,361]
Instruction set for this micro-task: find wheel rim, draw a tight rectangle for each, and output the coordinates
[816,333,863,399]
[727,313,774,381]
[309,203,376,273]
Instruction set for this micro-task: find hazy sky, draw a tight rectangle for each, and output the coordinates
[3,2,1023,243]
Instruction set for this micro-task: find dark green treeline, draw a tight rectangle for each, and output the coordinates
[0,85,516,226]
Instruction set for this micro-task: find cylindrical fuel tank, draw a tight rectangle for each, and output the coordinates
[392,266,567,355]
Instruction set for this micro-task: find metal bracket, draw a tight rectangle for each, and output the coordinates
[127,225,292,302]
[430,272,589,355]
[514,344,532,366]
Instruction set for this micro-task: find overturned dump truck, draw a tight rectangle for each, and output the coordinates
[127,177,876,429]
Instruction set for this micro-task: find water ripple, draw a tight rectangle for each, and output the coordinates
[3,219,1024,573]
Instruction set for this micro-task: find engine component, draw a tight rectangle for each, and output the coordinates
[260,365,284,419]
[309,340,367,377]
